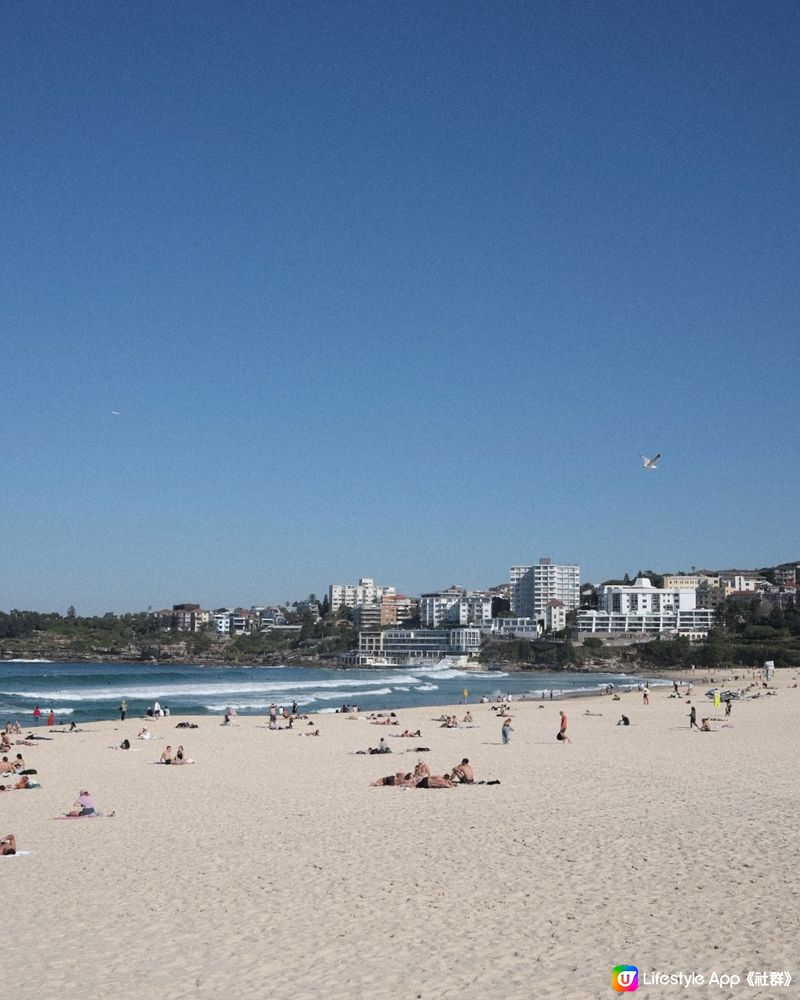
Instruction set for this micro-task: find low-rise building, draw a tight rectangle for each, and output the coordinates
[349,627,482,665]
[419,587,492,628]
[576,576,715,638]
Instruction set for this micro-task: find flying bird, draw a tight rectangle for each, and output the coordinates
[640,453,661,469]
[111,410,121,416]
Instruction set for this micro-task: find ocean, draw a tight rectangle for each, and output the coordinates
[0,660,662,725]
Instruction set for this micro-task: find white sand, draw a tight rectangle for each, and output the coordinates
[2,678,799,999]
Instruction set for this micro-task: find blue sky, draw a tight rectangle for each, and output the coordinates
[2,1,798,614]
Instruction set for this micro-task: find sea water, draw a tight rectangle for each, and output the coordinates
[0,660,662,725]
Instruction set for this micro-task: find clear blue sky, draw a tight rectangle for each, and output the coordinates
[2,1,798,614]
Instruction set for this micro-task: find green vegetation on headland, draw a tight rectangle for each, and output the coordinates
[1,596,799,669]
[0,608,358,666]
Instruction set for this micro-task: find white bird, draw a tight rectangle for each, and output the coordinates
[111,410,121,416]
[640,453,661,469]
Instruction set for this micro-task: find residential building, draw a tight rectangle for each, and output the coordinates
[510,558,580,623]
[172,604,210,632]
[576,577,715,638]
[544,599,567,633]
[774,563,800,586]
[419,587,492,628]
[379,594,416,627]
[661,575,700,592]
[329,577,396,612]
[483,617,541,638]
[212,610,232,636]
[353,603,381,630]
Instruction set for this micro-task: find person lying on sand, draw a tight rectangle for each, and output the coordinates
[1,834,17,855]
[416,773,455,788]
[372,772,408,786]
[138,728,154,740]
[584,710,602,717]
[175,721,199,729]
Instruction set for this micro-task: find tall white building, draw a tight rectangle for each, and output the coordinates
[329,577,396,612]
[510,558,580,623]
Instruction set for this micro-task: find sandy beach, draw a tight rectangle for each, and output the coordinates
[2,676,798,1000]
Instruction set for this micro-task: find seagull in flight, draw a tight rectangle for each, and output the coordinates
[640,453,661,470]
[111,410,121,416]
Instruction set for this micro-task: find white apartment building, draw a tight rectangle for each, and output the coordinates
[576,577,715,638]
[329,577,396,612]
[510,558,580,622]
[718,571,768,594]
[419,587,493,628]
[544,599,567,633]
[483,617,541,638]
[212,611,232,635]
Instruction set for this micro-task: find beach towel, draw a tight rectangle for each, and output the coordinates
[1,851,32,858]
[54,812,109,820]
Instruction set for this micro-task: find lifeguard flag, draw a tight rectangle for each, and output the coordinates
[714,691,721,708]
[463,689,469,699]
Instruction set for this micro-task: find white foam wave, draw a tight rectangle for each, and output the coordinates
[3,658,53,663]
[414,684,438,692]
[202,688,394,712]
[6,677,407,702]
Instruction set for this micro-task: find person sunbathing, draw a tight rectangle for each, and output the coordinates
[172,745,195,764]
[138,728,154,740]
[1,834,17,856]
[463,711,473,723]
[416,773,455,788]
[0,757,15,774]
[451,758,474,783]
[371,772,406,786]
[13,775,34,790]
[413,760,430,780]
[699,718,712,732]
[160,746,175,763]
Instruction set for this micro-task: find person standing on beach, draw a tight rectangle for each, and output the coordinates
[32,706,42,727]
[501,718,513,744]
[557,711,571,743]
[643,689,649,706]
[119,700,127,722]
[47,710,55,727]
[689,705,698,730]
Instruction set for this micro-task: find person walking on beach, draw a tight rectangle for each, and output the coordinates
[643,689,649,706]
[32,706,42,727]
[557,710,571,743]
[689,705,698,730]
[47,710,55,727]
[501,718,513,745]
[119,700,127,722]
